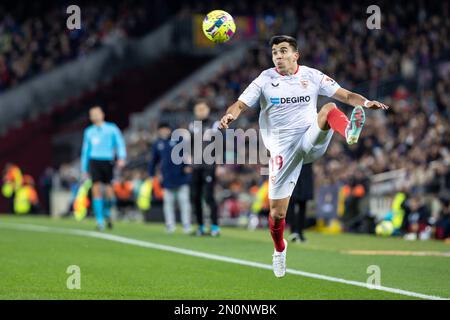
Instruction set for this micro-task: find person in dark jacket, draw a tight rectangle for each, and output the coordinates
[401,194,431,240]
[188,101,221,236]
[287,163,314,242]
[149,123,192,233]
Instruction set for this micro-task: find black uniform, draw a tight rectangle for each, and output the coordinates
[188,118,222,229]
[287,163,314,240]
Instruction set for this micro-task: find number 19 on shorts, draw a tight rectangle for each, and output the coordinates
[270,155,283,173]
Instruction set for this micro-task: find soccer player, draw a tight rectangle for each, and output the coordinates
[219,35,389,277]
[81,106,126,231]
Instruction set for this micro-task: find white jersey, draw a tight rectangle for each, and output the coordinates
[238,65,340,152]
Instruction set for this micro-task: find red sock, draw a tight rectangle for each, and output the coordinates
[269,215,286,252]
[326,105,349,138]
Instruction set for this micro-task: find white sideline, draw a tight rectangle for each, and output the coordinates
[0,222,448,300]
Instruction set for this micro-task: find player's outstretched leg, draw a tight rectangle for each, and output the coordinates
[320,103,366,145]
[269,198,289,278]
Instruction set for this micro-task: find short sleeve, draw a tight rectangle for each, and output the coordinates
[315,71,341,97]
[238,73,265,107]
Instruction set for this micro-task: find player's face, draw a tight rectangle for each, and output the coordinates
[89,107,104,124]
[271,42,299,73]
[194,103,210,120]
[158,127,171,139]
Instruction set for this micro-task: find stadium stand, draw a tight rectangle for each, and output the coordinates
[0,0,173,92]
[121,0,449,237]
[1,0,448,239]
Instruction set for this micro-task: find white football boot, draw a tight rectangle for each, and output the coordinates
[272,239,288,278]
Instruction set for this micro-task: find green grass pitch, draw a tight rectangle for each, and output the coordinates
[0,215,448,300]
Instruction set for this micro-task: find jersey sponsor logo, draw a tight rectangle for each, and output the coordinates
[271,82,279,87]
[270,97,281,104]
[270,96,311,105]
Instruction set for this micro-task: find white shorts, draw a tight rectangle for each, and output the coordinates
[268,121,333,199]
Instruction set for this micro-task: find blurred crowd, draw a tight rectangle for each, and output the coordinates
[124,0,449,238]
[3,1,448,239]
[0,0,170,92]
[2,0,447,93]
[176,0,449,87]
[1,163,39,215]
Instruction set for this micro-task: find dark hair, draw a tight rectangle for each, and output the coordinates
[90,105,104,112]
[194,99,209,107]
[158,122,171,130]
[269,35,298,51]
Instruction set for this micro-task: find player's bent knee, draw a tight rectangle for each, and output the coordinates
[270,209,286,220]
[320,102,337,116]
[317,103,337,129]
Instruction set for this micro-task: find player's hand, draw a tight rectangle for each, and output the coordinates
[364,100,389,110]
[219,113,235,129]
[116,159,126,169]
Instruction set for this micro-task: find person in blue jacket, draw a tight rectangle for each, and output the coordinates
[81,106,126,230]
[149,123,192,233]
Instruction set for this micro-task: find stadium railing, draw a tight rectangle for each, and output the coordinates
[369,169,407,219]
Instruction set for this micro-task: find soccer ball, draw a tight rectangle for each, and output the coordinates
[202,10,236,44]
[375,221,394,236]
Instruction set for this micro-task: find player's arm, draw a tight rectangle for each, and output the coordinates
[148,143,160,179]
[332,88,389,110]
[113,125,127,168]
[219,100,248,129]
[80,129,91,177]
[220,72,264,129]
